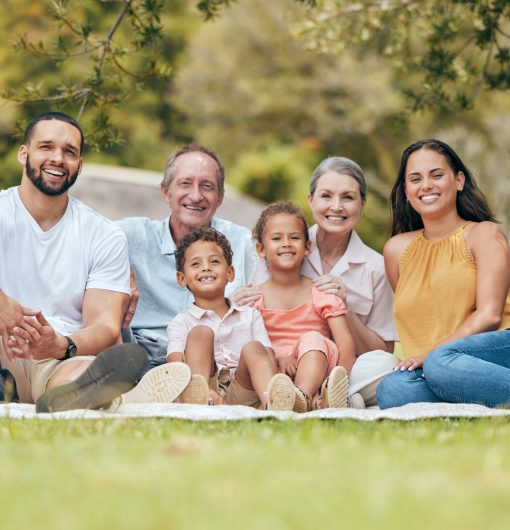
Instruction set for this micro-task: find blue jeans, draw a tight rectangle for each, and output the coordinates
[121,327,167,378]
[377,330,510,409]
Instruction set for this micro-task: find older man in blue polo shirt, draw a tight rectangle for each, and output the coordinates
[118,144,257,373]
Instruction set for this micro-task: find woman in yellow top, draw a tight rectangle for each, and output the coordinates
[377,139,510,409]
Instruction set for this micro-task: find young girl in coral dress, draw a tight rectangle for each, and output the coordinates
[253,201,357,412]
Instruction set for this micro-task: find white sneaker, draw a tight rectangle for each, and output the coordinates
[266,373,296,411]
[348,392,366,409]
[120,362,191,404]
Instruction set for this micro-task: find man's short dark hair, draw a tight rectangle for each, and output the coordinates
[175,227,233,273]
[23,112,85,155]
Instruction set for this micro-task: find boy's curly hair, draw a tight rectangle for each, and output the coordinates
[175,227,233,272]
[252,201,309,244]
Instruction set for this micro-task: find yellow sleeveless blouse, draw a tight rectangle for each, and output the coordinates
[394,225,510,358]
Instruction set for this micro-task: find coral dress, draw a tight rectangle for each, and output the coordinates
[253,286,347,375]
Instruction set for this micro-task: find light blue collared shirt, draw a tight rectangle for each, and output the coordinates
[118,216,258,351]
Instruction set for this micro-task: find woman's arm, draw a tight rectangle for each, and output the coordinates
[315,272,395,355]
[344,311,394,354]
[383,234,411,291]
[315,273,392,353]
[397,223,510,371]
[328,315,356,374]
[433,222,510,346]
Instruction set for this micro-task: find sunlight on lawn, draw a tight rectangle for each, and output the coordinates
[1,418,509,529]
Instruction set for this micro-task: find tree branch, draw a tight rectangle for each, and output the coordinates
[78,0,134,119]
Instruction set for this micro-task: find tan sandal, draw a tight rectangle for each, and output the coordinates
[317,366,349,409]
[175,374,209,405]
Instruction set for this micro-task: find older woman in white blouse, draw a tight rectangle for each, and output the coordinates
[233,157,399,406]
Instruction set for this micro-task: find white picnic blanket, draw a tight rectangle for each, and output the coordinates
[1,402,509,421]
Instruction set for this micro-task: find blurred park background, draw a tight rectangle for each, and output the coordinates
[0,0,509,251]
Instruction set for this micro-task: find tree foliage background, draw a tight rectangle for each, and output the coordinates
[1,0,509,249]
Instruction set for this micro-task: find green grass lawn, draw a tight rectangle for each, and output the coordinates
[1,417,509,530]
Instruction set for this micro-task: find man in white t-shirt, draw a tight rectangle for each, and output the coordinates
[0,111,147,412]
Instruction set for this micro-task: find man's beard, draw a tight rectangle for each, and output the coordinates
[26,155,79,197]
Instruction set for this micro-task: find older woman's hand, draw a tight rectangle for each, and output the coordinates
[313,274,347,303]
[122,269,139,328]
[230,284,262,307]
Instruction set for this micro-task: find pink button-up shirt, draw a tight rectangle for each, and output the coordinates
[166,302,272,373]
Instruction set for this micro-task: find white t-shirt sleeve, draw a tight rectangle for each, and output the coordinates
[86,227,130,294]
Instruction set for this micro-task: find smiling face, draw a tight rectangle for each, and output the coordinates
[18,119,82,196]
[162,151,223,239]
[308,171,364,238]
[177,240,234,299]
[404,147,465,218]
[256,213,310,272]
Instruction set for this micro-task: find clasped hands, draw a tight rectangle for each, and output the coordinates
[277,355,298,378]
[3,310,64,362]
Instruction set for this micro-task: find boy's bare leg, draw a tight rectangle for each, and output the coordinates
[294,350,328,399]
[235,341,278,408]
[184,325,222,404]
[184,325,215,378]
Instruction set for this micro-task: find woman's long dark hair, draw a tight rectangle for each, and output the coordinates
[389,139,497,236]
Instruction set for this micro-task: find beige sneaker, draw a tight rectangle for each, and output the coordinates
[121,362,191,404]
[348,392,366,409]
[319,366,349,409]
[293,386,311,413]
[175,374,210,405]
[266,373,296,411]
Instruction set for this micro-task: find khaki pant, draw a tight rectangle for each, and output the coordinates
[0,341,94,403]
[211,369,260,408]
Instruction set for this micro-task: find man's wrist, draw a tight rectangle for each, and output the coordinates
[56,335,78,360]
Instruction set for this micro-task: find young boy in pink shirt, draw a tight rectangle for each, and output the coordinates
[166,227,296,410]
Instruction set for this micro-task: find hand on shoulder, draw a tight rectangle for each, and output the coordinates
[230,284,262,306]
[313,274,347,302]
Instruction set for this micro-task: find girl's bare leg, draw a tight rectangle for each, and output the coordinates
[294,350,328,399]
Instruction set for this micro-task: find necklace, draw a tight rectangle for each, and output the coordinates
[321,254,340,271]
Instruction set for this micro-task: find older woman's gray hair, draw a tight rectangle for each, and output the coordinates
[309,157,367,201]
